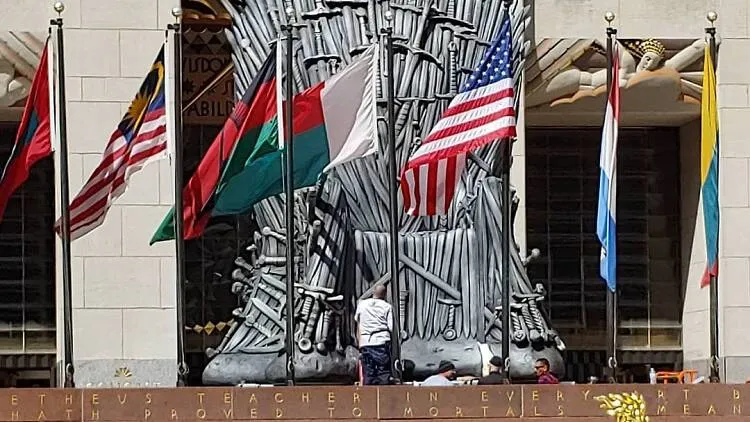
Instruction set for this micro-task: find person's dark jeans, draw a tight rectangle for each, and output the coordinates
[360,342,391,385]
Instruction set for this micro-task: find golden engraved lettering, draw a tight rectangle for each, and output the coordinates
[734,404,742,415]
[37,410,46,421]
[506,407,516,417]
[222,408,233,419]
[556,390,564,401]
[91,409,100,421]
[39,393,46,406]
[582,389,590,400]
[196,408,206,419]
[557,405,564,416]
[429,407,439,417]
[10,395,17,406]
[532,390,539,401]
[145,408,151,420]
[92,394,99,405]
[197,392,205,405]
[224,392,232,404]
[65,394,73,405]
[352,407,362,418]
[249,408,258,419]
[274,393,284,403]
[429,391,438,402]
[301,392,310,403]
[353,392,360,403]
[275,408,283,418]
[657,390,665,400]
[506,390,515,401]
[734,389,741,400]
[171,409,178,420]
[708,404,716,415]
[683,389,690,400]
[481,391,489,402]
[328,407,335,417]
[10,410,18,421]
[328,392,336,403]
[455,407,463,417]
[118,394,127,405]
[657,405,666,415]
[684,404,690,415]
[65,409,73,421]
[145,393,152,405]
[406,391,410,402]
[482,406,488,417]
[249,393,258,404]
[534,406,542,416]
[403,407,413,417]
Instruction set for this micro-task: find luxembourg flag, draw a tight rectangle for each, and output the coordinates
[596,42,620,293]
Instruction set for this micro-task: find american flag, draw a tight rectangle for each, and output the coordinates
[401,14,516,216]
[55,47,168,240]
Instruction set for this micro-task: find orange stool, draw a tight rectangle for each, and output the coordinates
[656,370,697,384]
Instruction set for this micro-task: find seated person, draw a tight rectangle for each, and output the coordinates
[478,355,508,385]
[421,360,457,386]
[535,358,559,384]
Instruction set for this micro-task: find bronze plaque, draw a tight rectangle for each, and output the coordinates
[0,384,746,420]
[82,388,233,421]
[232,386,377,420]
[0,389,81,421]
[379,386,522,419]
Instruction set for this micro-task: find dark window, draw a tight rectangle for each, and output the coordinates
[0,123,56,353]
[526,128,682,350]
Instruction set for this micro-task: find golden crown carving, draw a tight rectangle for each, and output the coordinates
[636,39,666,58]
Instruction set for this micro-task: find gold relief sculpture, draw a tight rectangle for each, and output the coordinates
[524,37,714,127]
[113,367,133,378]
[595,392,649,422]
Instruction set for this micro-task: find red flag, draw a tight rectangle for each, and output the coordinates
[0,41,52,223]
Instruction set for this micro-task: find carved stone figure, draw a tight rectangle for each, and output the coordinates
[526,37,715,108]
[202,0,565,385]
[0,58,28,107]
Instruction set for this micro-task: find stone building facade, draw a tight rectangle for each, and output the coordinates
[0,0,748,386]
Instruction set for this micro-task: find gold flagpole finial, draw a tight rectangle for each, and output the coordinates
[53,1,65,15]
[707,11,718,26]
[171,7,182,22]
[604,11,615,25]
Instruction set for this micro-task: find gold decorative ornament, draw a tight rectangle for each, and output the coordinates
[114,367,133,378]
[595,392,649,422]
[636,39,666,60]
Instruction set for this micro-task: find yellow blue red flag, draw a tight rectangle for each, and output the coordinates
[700,43,719,288]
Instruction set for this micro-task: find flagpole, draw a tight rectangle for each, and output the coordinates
[51,1,75,389]
[500,0,513,380]
[168,7,189,387]
[706,10,720,383]
[604,11,618,384]
[281,6,297,386]
[381,9,403,382]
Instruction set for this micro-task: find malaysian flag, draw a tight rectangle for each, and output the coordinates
[55,47,167,240]
[401,13,516,216]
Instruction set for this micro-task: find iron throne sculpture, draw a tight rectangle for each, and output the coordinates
[202,0,566,385]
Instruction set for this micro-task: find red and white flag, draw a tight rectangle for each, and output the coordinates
[400,15,516,216]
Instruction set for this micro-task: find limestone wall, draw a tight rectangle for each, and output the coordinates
[1,0,179,386]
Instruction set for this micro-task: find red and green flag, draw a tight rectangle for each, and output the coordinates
[0,41,52,223]
[149,49,278,244]
[150,43,379,243]
[211,43,379,217]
